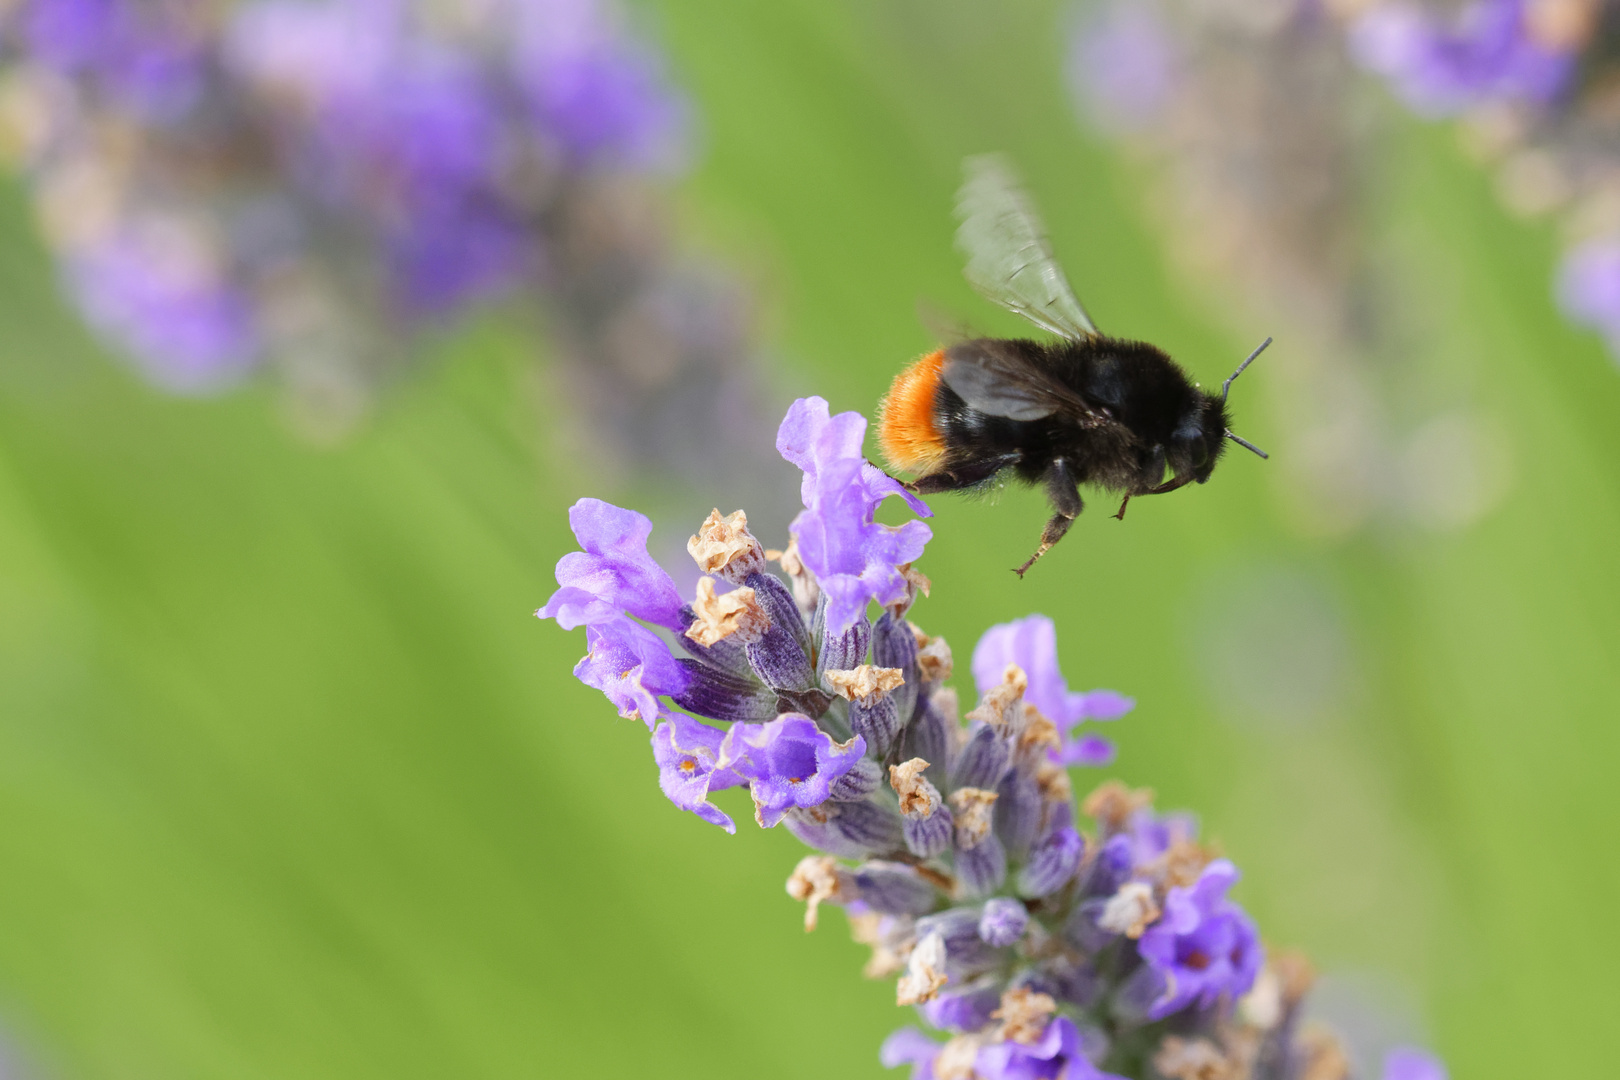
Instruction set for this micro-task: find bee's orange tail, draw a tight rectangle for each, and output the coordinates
[877,349,949,474]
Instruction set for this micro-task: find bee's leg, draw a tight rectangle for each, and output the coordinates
[909,452,1022,494]
[1113,495,1131,521]
[1014,459,1083,578]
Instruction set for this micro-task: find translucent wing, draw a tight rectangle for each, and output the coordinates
[955,154,1099,341]
[941,339,1105,424]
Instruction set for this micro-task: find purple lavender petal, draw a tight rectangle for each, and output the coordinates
[539,498,684,630]
[1136,858,1263,1019]
[972,615,1129,766]
[572,615,690,728]
[1383,1048,1449,1080]
[718,713,866,827]
[777,397,933,636]
[880,1028,942,1080]
[651,713,744,832]
[974,1016,1120,1080]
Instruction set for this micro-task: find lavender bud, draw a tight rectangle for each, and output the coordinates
[915,907,999,976]
[671,660,778,722]
[977,897,1029,947]
[995,770,1045,856]
[851,861,943,917]
[1063,897,1115,953]
[899,695,951,789]
[677,604,756,681]
[1080,833,1136,899]
[849,692,902,758]
[904,809,954,860]
[1096,881,1160,939]
[951,721,1010,791]
[920,978,1002,1033]
[686,578,771,646]
[784,798,903,858]
[817,606,871,676]
[872,612,919,725]
[741,573,815,691]
[895,930,948,1006]
[823,758,878,802]
[1017,825,1085,899]
[911,623,953,686]
[687,509,767,585]
[954,835,1008,898]
[890,758,952,858]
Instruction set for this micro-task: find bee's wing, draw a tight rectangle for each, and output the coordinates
[941,339,1105,424]
[955,154,1099,341]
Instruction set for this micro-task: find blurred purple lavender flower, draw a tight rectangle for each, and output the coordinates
[1383,1046,1449,1080]
[0,0,731,451]
[778,396,933,636]
[68,226,260,393]
[1556,239,1620,356]
[1348,0,1576,117]
[1067,1,1179,134]
[536,394,1418,1079]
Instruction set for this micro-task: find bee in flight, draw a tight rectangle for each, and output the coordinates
[877,154,1271,576]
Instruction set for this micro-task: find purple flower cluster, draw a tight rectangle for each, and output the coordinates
[537,395,1443,1078]
[0,0,688,396]
[1347,0,1577,117]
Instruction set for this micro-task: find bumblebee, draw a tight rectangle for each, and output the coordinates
[878,155,1270,576]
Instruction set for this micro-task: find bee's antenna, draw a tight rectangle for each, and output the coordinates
[1225,430,1269,459]
[1221,336,1272,404]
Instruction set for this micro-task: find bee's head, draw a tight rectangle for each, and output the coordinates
[1188,336,1272,479]
[1167,396,1229,484]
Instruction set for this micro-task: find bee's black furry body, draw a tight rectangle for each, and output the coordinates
[922,336,1229,499]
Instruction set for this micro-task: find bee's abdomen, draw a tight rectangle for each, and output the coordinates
[877,349,951,474]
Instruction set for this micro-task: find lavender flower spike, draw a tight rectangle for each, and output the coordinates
[1384,1047,1449,1080]
[718,713,866,827]
[777,396,932,635]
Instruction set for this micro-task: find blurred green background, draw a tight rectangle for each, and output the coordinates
[0,1,1616,1077]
